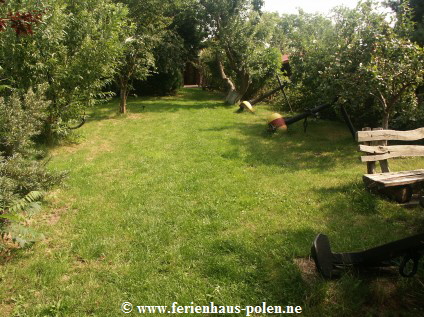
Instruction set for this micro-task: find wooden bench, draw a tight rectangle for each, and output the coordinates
[357,127,424,203]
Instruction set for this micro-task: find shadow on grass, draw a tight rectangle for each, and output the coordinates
[196,227,317,306]
[89,88,228,121]
[299,266,424,316]
[194,212,424,315]
[87,88,228,121]
[128,99,228,113]
[127,90,228,114]
[207,120,357,171]
[302,181,424,315]
[86,100,120,122]
[316,181,424,239]
[197,224,424,316]
[317,182,379,215]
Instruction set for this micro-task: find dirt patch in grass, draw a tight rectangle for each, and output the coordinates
[0,302,14,317]
[294,257,319,284]
[126,113,144,120]
[50,144,80,156]
[26,205,70,228]
[361,277,424,315]
[0,239,20,261]
[85,140,114,161]
[43,213,61,226]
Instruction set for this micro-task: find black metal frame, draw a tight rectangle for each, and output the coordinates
[311,233,424,278]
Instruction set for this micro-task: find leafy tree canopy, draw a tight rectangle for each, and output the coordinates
[199,0,282,104]
[0,0,128,140]
[386,0,424,45]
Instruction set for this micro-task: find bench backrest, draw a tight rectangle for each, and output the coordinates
[356,127,424,174]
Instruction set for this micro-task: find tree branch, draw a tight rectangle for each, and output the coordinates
[216,56,236,92]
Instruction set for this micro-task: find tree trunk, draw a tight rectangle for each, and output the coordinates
[382,111,390,130]
[119,84,128,114]
[376,90,390,130]
[216,58,240,104]
[238,71,250,100]
[224,90,241,104]
[44,111,58,145]
[225,73,250,104]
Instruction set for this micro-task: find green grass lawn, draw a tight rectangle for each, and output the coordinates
[1,88,424,316]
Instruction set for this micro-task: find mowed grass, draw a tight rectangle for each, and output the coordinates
[1,88,424,316]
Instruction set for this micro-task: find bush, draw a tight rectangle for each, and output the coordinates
[0,86,48,157]
[0,191,45,248]
[0,154,66,207]
[133,70,183,96]
[0,0,127,140]
[0,87,66,208]
[272,4,424,130]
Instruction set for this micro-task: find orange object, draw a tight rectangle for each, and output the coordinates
[267,113,287,131]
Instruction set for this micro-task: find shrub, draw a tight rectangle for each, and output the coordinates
[0,191,45,248]
[0,86,66,208]
[0,86,48,157]
[0,154,66,208]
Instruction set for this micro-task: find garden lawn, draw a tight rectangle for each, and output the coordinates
[1,88,424,316]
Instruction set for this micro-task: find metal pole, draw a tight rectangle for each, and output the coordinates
[340,104,356,140]
[284,102,332,126]
[276,75,293,112]
[249,86,281,105]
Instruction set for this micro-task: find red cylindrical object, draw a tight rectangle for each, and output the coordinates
[267,113,287,131]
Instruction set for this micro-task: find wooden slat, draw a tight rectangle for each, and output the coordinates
[356,127,424,142]
[360,145,424,162]
[365,169,424,180]
[363,169,424,187]
[359,144,386,154]
[362,127,376,174]
[369,127,390,173]
[360,144,424,154]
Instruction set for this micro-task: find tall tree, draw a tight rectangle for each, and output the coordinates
[113,0,171,113]
[277,10,338,109]
[0,0,128,141]
[279,1,423,128]
[199,0,281,104]
[327,1,424,129]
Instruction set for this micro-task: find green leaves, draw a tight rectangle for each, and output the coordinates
[0,0,128,140]
[282,0,424,128]
[0,85,49,157]
[0,213,22,222]
[4,223,45,247]
[200,1,281,101]
[0,191,44,247]
[9,190,43,214]
[114,0,176,75]
[328,3,424,127]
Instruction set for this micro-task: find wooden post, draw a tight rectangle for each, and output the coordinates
[373,127,390,173]
[363,127,376,174]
